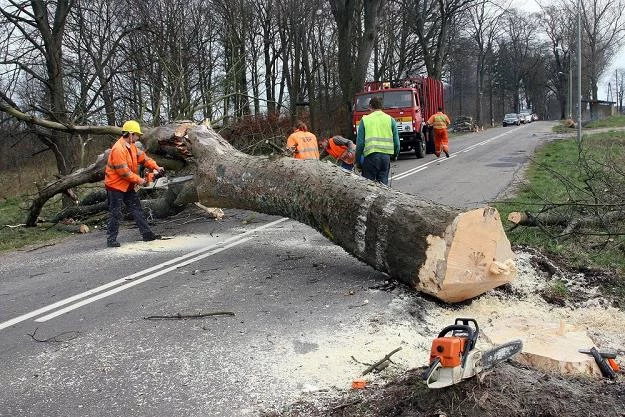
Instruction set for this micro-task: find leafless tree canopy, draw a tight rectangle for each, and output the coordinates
[1,0,625,175]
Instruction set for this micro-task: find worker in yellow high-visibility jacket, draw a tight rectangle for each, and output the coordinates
[355,96,400,185]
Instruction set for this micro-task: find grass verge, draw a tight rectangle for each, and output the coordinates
[552,114,625,133]
[494,130,625,277]
[0,195,70,251]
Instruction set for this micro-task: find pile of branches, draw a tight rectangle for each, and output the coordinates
[451,115,478,132]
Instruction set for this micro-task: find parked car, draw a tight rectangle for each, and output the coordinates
[502,113,520,126]
[532,113,539,121]
[519,112,532,123]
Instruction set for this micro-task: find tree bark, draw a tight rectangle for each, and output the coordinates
[151,123,516,303]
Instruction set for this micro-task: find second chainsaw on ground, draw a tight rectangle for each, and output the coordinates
[423,318,523,388]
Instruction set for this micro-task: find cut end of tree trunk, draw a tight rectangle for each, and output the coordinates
[507,211,526,225]
[485,318,603,378]
[417,207,516,303]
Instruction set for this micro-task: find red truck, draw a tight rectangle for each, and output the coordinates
[353,76,445,158]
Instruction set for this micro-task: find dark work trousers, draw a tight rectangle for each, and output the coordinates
[362,152,391,185]
[106,188,153,243]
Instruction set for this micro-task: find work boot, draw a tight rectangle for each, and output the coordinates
[107,241,121,248]
[444,150,449,158]
[143,233,162,242]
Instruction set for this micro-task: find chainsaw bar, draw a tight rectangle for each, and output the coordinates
[480,339,523,370]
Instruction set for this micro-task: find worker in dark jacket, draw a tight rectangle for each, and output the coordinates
[104,120,164,247]
[319,135,356,171]
[355,96,400,185]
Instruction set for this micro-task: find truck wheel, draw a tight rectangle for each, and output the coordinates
[415,135,425,159]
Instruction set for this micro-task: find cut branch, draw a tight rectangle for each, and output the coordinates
[144,312,235,320]
[362,347,402,376]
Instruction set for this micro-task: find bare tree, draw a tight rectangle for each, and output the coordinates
[495,9,540,113]
[576,0,625,101]
[330,0,383,137]
[0,0,80,180]
[467,0,504,126]
[412,0,477,79]
[539,4,575,119]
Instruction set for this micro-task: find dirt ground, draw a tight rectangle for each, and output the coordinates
[262,247,625,417]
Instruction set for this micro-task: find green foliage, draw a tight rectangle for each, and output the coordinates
[550,279,570,297]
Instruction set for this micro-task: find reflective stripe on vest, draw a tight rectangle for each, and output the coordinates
[432,114,448,130]
[288,131,319,160]
[363,111,394,156]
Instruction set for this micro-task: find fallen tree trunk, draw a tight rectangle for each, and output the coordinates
[508,210,625,238]
[144,124,517,303]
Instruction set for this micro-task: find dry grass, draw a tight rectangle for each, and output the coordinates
[0,154,60,200]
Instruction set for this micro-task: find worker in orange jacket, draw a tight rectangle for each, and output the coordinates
[104,120,164,247]
[319,135,356,171]
[286,120,319,160]
[427,107,451,158]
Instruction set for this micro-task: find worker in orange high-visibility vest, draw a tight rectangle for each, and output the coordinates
[426,107,451,158]
[104,120,164,247]
[319,135,356,171]
[286,120,319,160]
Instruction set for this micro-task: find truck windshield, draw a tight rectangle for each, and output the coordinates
[355,91,414,111]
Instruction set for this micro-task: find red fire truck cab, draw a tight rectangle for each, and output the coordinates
[353,76,445,158]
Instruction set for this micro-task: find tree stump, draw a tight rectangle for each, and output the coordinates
[484,317,603,377]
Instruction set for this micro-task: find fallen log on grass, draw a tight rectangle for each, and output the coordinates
[507,210,625,237]
[144,123,517,303]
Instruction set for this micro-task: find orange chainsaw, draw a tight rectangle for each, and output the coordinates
[423,318,523,388]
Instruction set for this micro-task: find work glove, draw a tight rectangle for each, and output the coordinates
[154,167,165,179]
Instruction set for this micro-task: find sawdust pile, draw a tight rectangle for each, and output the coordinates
[261,248,625,417]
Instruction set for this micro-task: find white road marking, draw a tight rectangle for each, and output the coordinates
[0,217,288,330]
[391,126,522,182]
[34,236,255,322]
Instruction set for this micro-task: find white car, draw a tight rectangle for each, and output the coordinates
[519,112,532,123]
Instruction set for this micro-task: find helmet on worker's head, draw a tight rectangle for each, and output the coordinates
[122,120,143,136]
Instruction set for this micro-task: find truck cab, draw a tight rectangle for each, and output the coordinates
[353,77,444,159]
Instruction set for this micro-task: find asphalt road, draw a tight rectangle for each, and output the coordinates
[0,121,554,417]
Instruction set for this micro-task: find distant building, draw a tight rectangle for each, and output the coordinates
[581,100,615,121]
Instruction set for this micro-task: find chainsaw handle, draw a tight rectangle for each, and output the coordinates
[437,324,474,340]
[454,318,479,351]
[454,318,479,334]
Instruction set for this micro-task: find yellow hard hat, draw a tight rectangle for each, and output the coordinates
[122,120,143,135]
